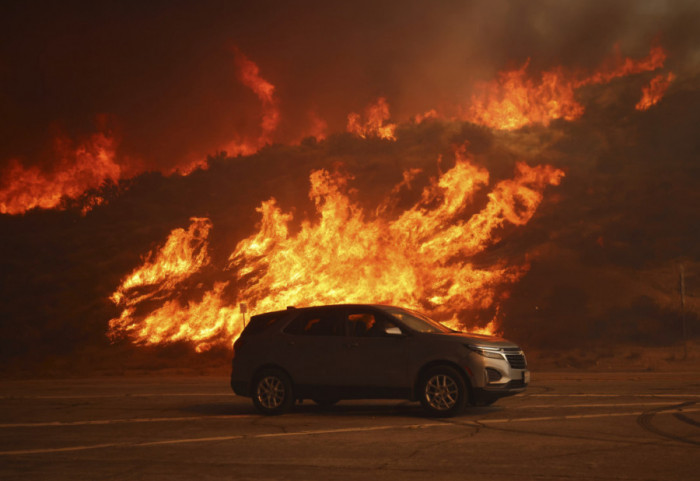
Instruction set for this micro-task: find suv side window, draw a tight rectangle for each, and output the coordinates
[243,312,286,336]
[347,310,400,337]
[283,310,344,336]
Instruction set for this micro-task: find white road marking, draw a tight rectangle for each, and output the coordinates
[529,394,700,398]
[2,392,698,400]
[1,407,698,456]
[0,401,684,428]
[514,401,692,409]
[478,407,700,424]
[0,423,443,456]
[0,414,255,428]
[0,393,232,400]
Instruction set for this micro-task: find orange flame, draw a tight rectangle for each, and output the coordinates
[465,46,667,130]
[0,131,120,215]
[414,109,439,124]
[223,49,280,157]
[636,72,676,111]
[304,110,328,142]
[110,217,212,305]
[347,97,397,140]
[109,146,564,351]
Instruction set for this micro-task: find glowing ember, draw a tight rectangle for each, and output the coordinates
[636,72,676,111]
[109,146,564,351]
[347,97,397,140]
[465,46,667,130]
[0,132,120,215]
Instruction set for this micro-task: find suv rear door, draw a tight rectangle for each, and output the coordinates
[276,308,347,390]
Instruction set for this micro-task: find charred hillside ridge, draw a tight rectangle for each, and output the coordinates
[0,88,699,372]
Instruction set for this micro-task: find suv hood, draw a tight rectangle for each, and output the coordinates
[426,331,520,348]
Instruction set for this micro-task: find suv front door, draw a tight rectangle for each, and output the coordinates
[340,307,411,396]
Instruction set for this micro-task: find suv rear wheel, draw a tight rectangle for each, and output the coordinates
[419,366,468,417]
[252,368,295,414]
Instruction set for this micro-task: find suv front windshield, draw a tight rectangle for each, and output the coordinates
[380,306,451,333]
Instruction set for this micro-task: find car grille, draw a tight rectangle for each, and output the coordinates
[505,353,527,369]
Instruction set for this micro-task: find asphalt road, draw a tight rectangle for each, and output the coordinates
[1,371,699,480]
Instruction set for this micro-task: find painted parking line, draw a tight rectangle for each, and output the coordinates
[478,407,700,424]
[529,394,700,398]
[514,401,694,409]
[1,406,697,456]
[1,401,685,428]
[0,423,442,456]
[3,393,698,401]
[0,414,255,428]
[0,393,232,400]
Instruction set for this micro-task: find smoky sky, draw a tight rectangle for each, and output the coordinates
[1,0,699,173]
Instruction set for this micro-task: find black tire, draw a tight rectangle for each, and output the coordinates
[419,366,468,417]
[251,368,295,415]
[312,398,340,408]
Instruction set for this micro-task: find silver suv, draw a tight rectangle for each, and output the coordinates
[230,304,529,417]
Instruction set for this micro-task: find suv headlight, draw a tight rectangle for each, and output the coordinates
[466,344,505,360]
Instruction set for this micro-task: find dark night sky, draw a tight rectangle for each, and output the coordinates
[2,0,698,174]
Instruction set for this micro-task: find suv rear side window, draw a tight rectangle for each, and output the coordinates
[243,312,287,335]
[283,310,344,336]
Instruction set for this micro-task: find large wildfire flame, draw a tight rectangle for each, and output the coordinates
[464,46,669,130]
[106,44,678,353]
[1,41,679,352]
[109,146,564,351]
[1,45,673,215]
[0,49,281,211]
[0,131,120,215]
[222,48,281,157]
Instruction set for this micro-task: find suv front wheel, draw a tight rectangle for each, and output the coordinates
[419,366,468,417]
[252,368,295,415]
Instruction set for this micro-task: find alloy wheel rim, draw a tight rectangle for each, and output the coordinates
[256,376,285,409]
[425,374,459,410]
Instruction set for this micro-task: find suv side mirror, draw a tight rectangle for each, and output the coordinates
[385,326,403,336]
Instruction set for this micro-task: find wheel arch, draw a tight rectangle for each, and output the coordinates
[412,360,473,401]
[252,364,295,386]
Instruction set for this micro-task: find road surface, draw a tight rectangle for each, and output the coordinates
[1,371,698,480]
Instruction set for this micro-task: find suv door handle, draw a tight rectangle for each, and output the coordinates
[344,342,359,348]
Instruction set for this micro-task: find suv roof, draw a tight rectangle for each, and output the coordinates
[243,304,401,332]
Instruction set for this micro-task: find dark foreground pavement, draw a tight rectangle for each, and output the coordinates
[1,371,699,480]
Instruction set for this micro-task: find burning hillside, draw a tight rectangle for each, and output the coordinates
[0,2,698,370]
[108,147,563,351]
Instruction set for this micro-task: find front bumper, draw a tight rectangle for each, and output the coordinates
[467,348,529,392]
